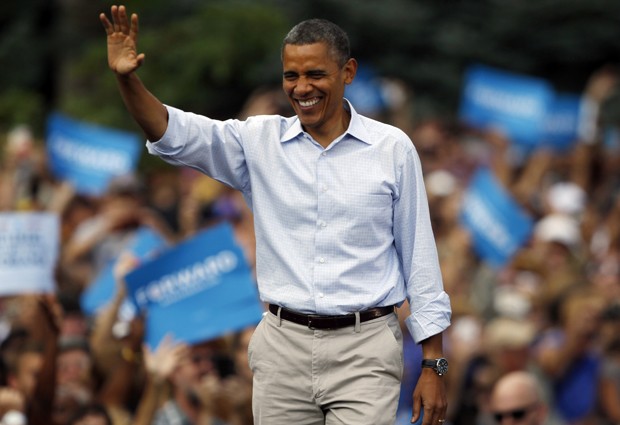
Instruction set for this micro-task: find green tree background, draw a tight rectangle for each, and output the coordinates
[2,0,620,152]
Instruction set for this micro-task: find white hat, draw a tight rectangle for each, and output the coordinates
[484,316,536,349]
[425,170,457,197]
[547,182,586,216]
[534,213,581,247]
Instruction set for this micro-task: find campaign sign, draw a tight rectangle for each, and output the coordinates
[124,223,263,349]
[460,168,533,268]
[542,94,582,152]
[460,64,554,146]
[345,64,386,116]
[80,226,169,316]
[0,213,59,295]
[46,113,141,196]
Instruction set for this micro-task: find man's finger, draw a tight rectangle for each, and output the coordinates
[99,13,113,35]
[111,5,121,33]
[129,13,140,42]
[411,400,423,424]
[118,5,130,34]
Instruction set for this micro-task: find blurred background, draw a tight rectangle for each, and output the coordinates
[2,1,620,425]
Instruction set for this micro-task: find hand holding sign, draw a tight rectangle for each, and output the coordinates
[113,251,141,299]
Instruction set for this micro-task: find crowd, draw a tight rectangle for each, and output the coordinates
[0,62,619,425]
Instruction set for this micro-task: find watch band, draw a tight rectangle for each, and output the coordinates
[421,357,449,375]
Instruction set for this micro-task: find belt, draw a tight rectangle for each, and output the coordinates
[268,304,395,330]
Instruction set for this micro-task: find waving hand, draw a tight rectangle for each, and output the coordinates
[100,5,145,75]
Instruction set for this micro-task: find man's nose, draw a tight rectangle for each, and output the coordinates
[294,77,312,95]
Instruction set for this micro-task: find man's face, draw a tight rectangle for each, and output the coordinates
[57,348,92,387]
[490,393,545,425]
[282,42,356,139]
[172,342,216,395]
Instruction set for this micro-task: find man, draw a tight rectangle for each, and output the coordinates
[152,340,230,425]
[488,371,550,425]
[100,6,451,424]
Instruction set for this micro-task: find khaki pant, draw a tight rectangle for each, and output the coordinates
[249,309,403,425]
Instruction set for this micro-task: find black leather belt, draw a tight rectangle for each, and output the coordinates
[268,304,395,330]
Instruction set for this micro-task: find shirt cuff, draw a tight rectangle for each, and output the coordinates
[405,291,451,343]
[145,105,185,155]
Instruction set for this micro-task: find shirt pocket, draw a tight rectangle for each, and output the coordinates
[337,192,393,247]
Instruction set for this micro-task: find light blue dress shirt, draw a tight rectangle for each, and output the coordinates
[146,100,450,343]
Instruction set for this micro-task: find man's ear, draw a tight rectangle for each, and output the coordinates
[343,58,358,85]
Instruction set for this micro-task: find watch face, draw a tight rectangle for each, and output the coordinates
[436,358,449,375]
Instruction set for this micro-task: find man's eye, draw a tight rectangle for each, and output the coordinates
[284,74,298,81]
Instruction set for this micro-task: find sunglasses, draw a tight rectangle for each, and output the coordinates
[492,404,537,422]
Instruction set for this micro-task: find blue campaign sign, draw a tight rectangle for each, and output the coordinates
[460,168,533,268]
[46,113,142,196]
[124,223,263,349]
[542,94,582,152]
[80,227,169,316]
[460,64,554,146]
[345,64,386,116]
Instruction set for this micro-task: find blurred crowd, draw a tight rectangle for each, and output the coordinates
[0,65,619,425]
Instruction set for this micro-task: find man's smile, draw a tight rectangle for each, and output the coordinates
[297,97,321,108]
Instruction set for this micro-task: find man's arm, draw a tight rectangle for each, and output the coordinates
[412,333,447,425]
[393,146,450,425]
[100,5,168,141]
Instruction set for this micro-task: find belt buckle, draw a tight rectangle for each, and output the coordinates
[307,315,321,330]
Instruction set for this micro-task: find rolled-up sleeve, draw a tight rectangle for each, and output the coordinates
[394,147,451,343]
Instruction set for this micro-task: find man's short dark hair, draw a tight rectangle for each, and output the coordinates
[282,18,351,67]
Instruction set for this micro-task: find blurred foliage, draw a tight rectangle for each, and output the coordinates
[2,0,620,144]
[59,0,289,131]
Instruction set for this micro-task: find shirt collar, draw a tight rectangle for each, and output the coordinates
[280,98,373,145]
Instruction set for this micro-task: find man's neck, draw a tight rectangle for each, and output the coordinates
[307,107,351,148]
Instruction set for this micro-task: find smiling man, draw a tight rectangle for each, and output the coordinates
[100,6,451,425]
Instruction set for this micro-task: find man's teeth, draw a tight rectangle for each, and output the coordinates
[299,98,320,107]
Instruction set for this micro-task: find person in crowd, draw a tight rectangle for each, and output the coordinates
[150,337,234,425]
[61,173,175,288]
[533,285,608,425]
[486,371,553,425]
[99,5,451,425]
[66,403,113,425]
[0,296,62,425]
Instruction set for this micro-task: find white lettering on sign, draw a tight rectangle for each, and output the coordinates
[135,250,238,307]
[468,85,544,119]
[50,135,131,173]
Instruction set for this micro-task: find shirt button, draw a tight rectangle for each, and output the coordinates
[321,152,327,156]
[321,185,328,192]
[319,221,327,228]
[319,257,325,264]
[318,292,324,298]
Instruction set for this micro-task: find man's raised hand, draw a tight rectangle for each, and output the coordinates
[100,5,145,75]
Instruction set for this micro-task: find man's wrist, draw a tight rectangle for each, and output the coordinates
[421,357,449,376]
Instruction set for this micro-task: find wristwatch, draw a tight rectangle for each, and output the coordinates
[421,357,449,376]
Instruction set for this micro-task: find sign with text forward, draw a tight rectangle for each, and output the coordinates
[125,223,263,349]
